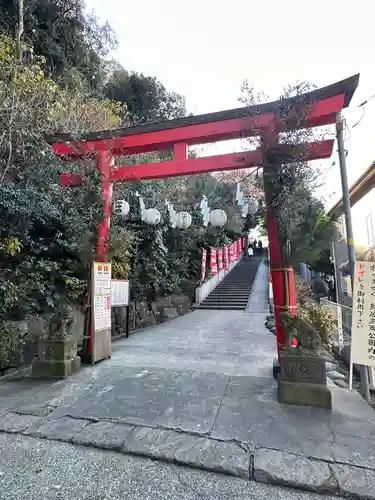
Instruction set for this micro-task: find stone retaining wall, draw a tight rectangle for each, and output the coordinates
[1,294,192,375]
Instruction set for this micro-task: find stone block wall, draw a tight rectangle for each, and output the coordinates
[1,295,192,374]
[112,294,192,337]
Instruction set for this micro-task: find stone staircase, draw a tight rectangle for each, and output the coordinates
[195,258,260,310]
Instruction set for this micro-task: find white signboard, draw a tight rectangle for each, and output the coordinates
[350,261,375,367]
[93,262,111,331]
[337,304,344,351]
[111,280,130,307]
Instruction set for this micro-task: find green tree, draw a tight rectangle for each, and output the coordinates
[104,69,186,124]
[0,0,117,90]
[239,79,333,271]
[0,31,125,362]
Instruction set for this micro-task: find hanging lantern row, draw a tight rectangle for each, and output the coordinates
[113,196,231,228]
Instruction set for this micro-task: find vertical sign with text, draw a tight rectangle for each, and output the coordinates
[351,261,375,367]
[218,248,223,271]
[229,244,235,263]
[224,245,229,272]
[201,248,207,282]
[93,262,112,331]
[235,239,240,261]
[210,248,218,275]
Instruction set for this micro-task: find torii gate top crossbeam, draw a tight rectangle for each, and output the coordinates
[47,74,359,159]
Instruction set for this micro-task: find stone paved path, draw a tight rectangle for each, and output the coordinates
[0,262,375,499]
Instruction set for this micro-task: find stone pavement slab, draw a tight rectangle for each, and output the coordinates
[0,433,348,500]
[331,463,375,499]
[0,412,42,434]
[30,416,90,442]
[73,421,135,450]
[122,426,250,478]
[253,449,338,495]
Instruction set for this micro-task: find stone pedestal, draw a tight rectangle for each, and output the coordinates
[32,338,81,379]
[277,353,332,410]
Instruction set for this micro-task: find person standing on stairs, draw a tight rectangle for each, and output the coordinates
[248,246,254,260]
[257,239,263,256]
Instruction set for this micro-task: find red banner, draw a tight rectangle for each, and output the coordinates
[210,247,218,275]
[218,248,223,271]
[242,236,246,248]
[235,240,239,261]
[237,239,242,257]
[201,248,207,282]
[224,245,229,272]
[229,244,235,263]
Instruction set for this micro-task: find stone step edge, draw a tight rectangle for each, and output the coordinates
[1,413,251,480]
[1,413,374,499]
[251,448,374,499]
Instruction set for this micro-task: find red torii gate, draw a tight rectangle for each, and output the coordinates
[48,74,359,362]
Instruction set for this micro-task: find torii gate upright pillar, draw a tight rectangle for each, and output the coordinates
[262,127,297,367]
[96,150,114,263]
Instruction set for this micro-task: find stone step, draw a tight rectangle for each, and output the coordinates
[216,286,251,290]
[209,288,248,292]
[203,294,249,298]
[201,301,248,306]
[202,297,249,302]
[196,305,246,310]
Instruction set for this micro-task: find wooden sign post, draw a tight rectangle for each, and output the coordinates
[91,261,112,364]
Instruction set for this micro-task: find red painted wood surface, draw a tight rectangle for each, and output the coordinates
[110,140,333,183]
[52,93,346,159]
[61,140,334,185]
[96,151,113,263]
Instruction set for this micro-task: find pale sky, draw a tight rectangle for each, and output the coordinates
[87,0,375,207]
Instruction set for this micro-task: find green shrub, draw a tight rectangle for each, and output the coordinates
[0,322,21,365]
[299,301,336,350]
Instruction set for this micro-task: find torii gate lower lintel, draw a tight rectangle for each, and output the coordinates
[47,74,359,359]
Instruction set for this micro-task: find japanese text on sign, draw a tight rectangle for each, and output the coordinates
[93,262,111,332]
[210,247,217,275]
[201,248,207,282]
[351,261,375,367]
[111,280,129,307]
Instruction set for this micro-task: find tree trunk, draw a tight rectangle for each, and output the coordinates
[15,0,24,60]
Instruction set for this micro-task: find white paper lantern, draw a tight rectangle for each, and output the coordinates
[113,199,130,217]
[209,209,227,228]
[176,211,192,229]
[143,208,161,225]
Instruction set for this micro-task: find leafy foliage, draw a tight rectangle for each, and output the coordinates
[239,80,335,272]
[0,0,117,91]
[0,11,254,365]
[104,69,186,124]
[296,280,336,351]
[299,301,336,351]
[0,30,125,361]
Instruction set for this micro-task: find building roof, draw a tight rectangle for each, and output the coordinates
[327,161,375,219]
